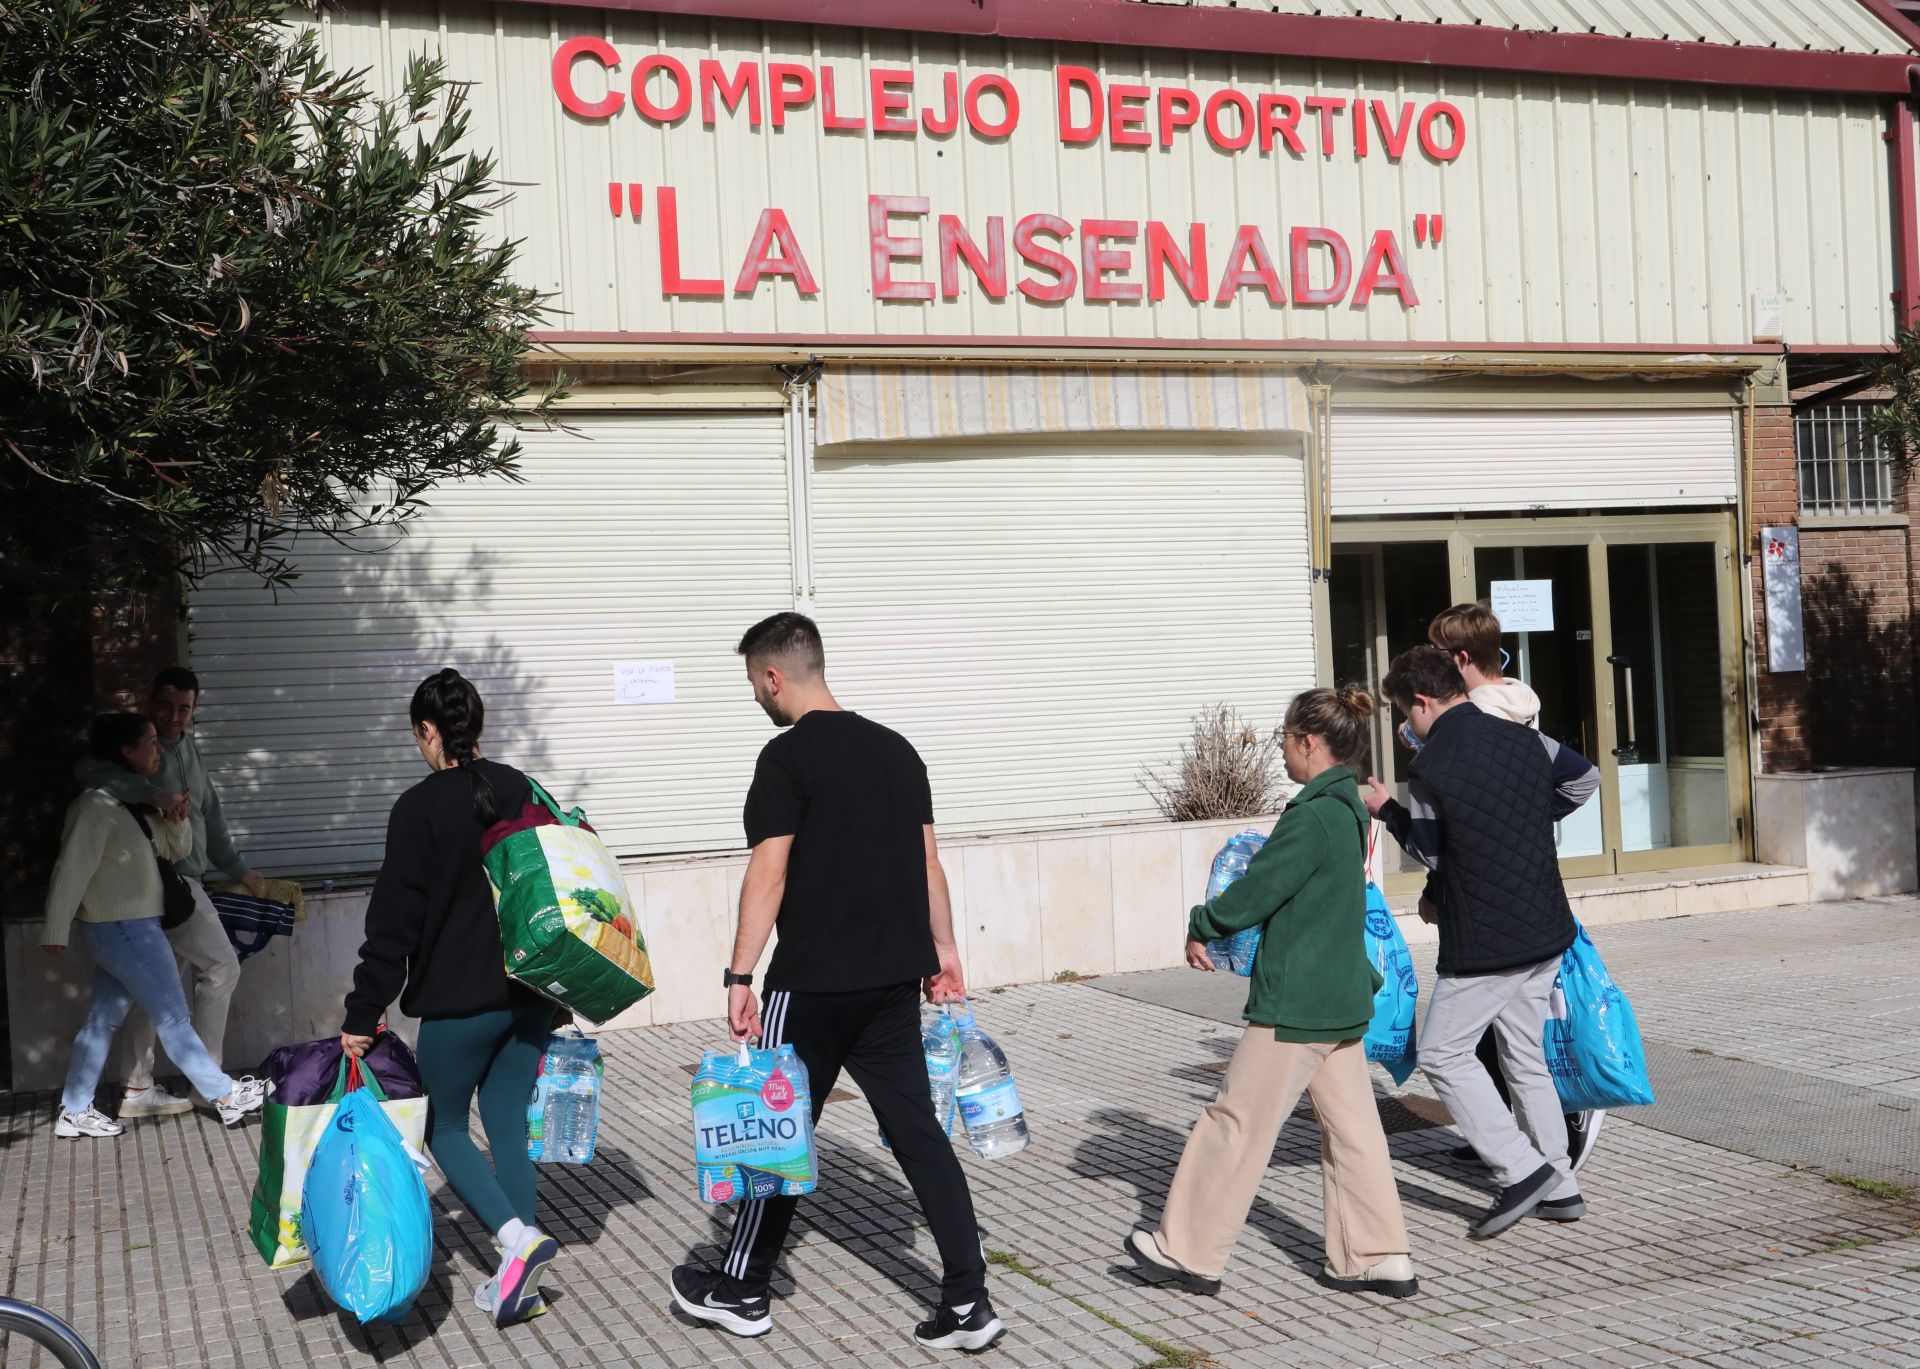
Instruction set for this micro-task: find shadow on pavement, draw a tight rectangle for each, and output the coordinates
[1070,1106,1328,1281]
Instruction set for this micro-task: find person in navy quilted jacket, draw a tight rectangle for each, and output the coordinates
[1368,646,1598,1241]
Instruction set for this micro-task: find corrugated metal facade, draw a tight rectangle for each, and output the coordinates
[307,5,1896,349]
[811,437,1316,832]
[188,411,791,872]
[1134,0,1911,55]
[1329,407,1740,514]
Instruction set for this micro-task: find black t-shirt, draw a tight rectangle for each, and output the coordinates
[743,710,940,993]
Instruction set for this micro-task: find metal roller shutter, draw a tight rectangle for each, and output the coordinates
[188,411,789,874]
[811,437,1315,834]
[1331,408,1739,514]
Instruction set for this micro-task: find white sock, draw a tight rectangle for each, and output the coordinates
[950,1302,975,1316]
[498,1218,528,1253]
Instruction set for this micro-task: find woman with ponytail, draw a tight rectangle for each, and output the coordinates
[1125,685,1418,1301]
[340,669,560,1326]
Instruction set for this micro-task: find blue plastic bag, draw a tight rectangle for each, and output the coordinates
[301,1064,434,1325]
[1545,924,1656,1111]
[1361,883,1419,1086]
[1202,829,1268,975]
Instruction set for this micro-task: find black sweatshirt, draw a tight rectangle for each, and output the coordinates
[342,759,538,1035]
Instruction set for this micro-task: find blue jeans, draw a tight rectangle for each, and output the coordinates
[62,919,236,1114]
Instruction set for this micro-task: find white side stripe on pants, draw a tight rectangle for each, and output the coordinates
[724,990,791,1279]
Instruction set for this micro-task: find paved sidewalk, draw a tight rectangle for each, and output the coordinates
[5,899,1920,1367]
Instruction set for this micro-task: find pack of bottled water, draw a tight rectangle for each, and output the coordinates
[1203,828,1269,975]
[879,1002,962,1151]
[691,1041,817,1204]
[950,999,1030,1159]
[527,1026,603,1165]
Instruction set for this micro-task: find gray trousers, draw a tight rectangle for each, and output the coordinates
[1421,955,1578,1200]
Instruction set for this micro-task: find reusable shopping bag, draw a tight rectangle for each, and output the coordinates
[1545,923,1656,1111]
[691,1042,817,1204]
[1361,880,1420,1086]
[249,1036,429,1269]
[482,778,655,1024]
[301,1060,434,1326]
[528,1027,604,1164]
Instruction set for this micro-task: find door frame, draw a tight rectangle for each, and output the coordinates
[1331,511,1751,882]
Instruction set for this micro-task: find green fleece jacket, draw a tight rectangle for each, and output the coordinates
[1188,767,1382,1043]
[74,730,250,883]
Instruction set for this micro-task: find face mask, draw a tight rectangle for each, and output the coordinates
[1398,720,1424,753]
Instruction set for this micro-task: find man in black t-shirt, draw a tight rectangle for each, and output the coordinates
[669,612,1002,1353]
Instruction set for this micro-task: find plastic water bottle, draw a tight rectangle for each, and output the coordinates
[538,1029,603,1164]
[1204,829,1268,975]
[951,999,1029,1159]
[879,1004,962,1150]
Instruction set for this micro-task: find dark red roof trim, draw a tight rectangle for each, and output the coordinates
[490,0,1920,96]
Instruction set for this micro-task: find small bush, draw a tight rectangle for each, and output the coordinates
[1142,704,1288,822]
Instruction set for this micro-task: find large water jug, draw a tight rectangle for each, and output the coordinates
[950,999,1029,1160]
[529,1027,602,1164]
[1203,829,1268,975]
[879,1003,961,1150]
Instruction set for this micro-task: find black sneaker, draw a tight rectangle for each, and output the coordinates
[1535,1195,1587,1222]
[913,1296,1006,1352]
[1122,1230,1222,1296]
[1449,1141,1482,1164]
[1565,1110,1605,1173]
[668,1264,771,1338]
[1469,1163,1559,1240]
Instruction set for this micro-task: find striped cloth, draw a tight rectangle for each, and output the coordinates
[207,890,298,962]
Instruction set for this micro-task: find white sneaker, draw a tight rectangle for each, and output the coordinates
[214,1076,268,1127]
[474,1275,546,1323]
[56,1107,125,1139]
[120,1084,194,1118]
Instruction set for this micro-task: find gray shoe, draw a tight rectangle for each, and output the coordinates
[1535,1195,1586,1222]
[1469,1163,1558,1240]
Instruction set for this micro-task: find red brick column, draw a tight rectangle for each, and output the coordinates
[1747,403,1809,773]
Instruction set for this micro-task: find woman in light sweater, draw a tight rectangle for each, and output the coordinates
[43,714,267,1138]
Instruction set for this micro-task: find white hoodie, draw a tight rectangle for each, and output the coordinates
[1469,677,1542,731]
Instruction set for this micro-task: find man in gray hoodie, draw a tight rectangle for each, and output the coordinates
[74,667,260,1118]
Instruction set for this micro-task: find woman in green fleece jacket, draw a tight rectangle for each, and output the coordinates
[1125,685,1417,1300]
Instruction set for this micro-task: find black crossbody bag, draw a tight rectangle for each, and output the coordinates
[122,803,197,930]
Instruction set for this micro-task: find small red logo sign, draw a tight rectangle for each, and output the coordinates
[762,1070,795,1112]
[711,1180,735,1203]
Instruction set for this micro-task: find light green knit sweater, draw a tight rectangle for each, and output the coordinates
[42,790,191,948]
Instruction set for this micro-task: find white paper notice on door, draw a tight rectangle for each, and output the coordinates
[1489,580,1555,633]
[613,660,676,705]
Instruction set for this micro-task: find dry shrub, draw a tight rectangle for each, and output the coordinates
[1142,704,1289,822]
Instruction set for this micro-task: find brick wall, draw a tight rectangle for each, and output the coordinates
[1749,401,1919,773]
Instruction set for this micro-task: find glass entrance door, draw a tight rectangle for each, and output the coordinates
[1602,540,1741,868]
[1331,514,1749,885]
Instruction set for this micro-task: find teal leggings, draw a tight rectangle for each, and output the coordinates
[415,999,552,1236]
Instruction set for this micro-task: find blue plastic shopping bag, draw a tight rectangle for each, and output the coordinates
[1544,924,1656,1111]
[301,1061,434,1325]
[1361,882,1419,1086]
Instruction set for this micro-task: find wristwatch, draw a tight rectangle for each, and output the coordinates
[723,970,753,989]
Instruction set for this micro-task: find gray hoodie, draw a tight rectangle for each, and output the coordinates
[73,730,251,883]
[1469,677,1543,730]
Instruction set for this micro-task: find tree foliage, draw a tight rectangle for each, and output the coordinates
[1869,327,1920,475]
[0,0,559,598]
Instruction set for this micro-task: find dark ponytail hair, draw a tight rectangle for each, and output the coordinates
[88,712,155,771]
[409,669,498,826]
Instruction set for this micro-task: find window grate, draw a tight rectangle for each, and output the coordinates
[1796,402,1895,517]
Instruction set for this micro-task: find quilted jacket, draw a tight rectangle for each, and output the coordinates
[1379,703,1592,976]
